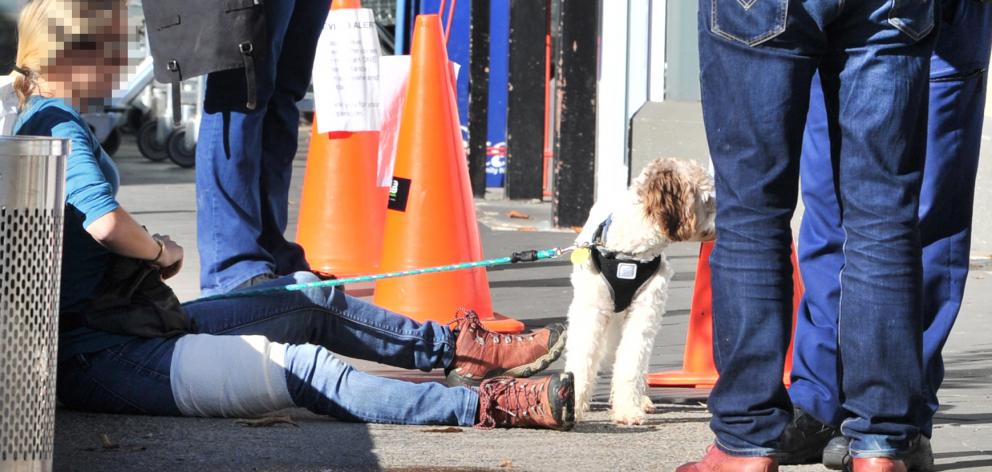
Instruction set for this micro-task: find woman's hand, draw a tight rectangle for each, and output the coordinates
[151,234,184,280]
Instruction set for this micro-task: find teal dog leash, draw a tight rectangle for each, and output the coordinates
[196,247,573,302]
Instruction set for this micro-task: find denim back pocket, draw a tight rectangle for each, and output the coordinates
[710,0,789,46]
[888,0,936,41]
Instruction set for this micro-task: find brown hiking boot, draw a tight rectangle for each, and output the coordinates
[445,309,566,387]
[476,372,575,431]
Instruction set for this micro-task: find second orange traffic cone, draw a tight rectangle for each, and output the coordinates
[646,241,803,388]
[296,0,389,278]
[372,14,524,333]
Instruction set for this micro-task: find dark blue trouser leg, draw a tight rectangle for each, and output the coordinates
[260,0,329,275]
[791,0,992,439]
[789,72,848,428]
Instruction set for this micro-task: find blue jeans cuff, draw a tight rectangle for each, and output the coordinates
[714,438,777,457]
[848,436,905,459]
[438,325,457,370]
[461,388,480,426]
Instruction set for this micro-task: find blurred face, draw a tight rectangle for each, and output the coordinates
[42,3,127,103]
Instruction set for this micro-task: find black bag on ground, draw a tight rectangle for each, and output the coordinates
[76,255,194,338]
[141,0,267,123]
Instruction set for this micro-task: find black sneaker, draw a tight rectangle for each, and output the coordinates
[824,435,934,471]
[774,408,840,465]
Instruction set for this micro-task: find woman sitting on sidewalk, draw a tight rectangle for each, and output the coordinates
[8,0,573,431]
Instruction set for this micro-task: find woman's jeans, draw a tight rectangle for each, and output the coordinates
[791,0,992,439]
[196,0,328,295]
[699,0,936,458]
[56,273,480,426]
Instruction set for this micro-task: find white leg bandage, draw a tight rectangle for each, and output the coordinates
[170,334,296,417]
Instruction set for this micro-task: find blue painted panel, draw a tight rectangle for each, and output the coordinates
[415,0,470,140]
[486,0,509,187]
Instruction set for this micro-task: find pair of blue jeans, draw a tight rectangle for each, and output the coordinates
[698,0,936,458]
[791,0,992,439]
[56,272,480,426]
[196,0,330,295]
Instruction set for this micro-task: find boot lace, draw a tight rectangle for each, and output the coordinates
[450,308,535,346]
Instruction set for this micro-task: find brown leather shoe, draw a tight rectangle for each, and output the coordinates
[677,445,779,472]
[476,372,575,430]
[850,458,908,472]
[446,309,566,387]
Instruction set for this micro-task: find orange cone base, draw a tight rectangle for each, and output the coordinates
[480,313,525,333]
[646,371,716,389]
[646,371,792,389]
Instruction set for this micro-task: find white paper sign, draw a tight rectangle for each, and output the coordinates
[377,55,411,186]
[312,9,382,133]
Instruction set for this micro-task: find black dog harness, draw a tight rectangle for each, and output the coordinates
[590,218,663,313]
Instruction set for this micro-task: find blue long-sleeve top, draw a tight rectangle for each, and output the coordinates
[15,96,135,359]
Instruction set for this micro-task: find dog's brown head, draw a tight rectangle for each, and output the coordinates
[635,157,716,242]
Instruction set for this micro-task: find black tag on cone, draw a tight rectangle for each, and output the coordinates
[388,177,412,212]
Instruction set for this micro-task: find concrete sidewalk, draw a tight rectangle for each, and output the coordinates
[52,135,992,471]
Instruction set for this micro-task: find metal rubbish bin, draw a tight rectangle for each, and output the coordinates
[0,137,67,472]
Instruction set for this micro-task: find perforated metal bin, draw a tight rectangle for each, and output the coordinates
[0,137,67,472]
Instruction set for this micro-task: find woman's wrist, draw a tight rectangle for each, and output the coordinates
[147,239,165,265]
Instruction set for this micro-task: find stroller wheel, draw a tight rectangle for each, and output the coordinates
[167,128,196,168]
[137,121,169,162]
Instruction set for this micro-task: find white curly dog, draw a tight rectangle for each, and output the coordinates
[563,157,716,425]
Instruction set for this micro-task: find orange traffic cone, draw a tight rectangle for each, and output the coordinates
[646,241,803,388]
[295,0,389,278]
[372,14,524,333]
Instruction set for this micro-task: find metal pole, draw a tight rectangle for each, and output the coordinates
[505,0,548,200]
[467,0,491,197]
[395,0,411,53]
[552,0,597,228]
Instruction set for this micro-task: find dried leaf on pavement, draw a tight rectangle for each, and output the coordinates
[419,427,463,433]
[235,416,299,428]
[99,434,118,450]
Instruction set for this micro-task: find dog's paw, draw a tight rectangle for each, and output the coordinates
[610,406,646,426]
[640,395,655,413]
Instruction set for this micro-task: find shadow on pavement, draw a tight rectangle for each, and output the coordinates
[935,458,992,471]
[939,347,992,392]
[55,408,381,471]
[489,277,571,289]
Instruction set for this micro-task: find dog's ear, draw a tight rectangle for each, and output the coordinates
[636,158,698,242]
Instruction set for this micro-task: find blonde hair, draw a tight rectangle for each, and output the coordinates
[9,0,125,108]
